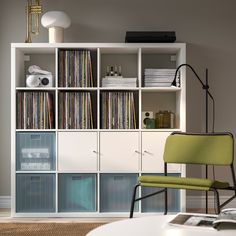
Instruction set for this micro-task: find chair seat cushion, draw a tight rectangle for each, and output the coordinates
[138,175,229,191]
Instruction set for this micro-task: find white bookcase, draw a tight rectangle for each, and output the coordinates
[11,43,186,217]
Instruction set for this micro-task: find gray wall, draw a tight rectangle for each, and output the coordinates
[1,0,236,196]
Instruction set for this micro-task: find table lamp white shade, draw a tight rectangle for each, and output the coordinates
[41,11,71,43]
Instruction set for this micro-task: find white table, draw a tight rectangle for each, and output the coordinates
[86,215,236,236]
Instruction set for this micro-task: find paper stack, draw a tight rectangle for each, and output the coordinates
[144,69,178,87]
[102,76,137,87]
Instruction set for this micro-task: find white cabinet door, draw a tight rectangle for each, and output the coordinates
[142,132,181,172]
[100,132,140,171]
[58,132,98,171]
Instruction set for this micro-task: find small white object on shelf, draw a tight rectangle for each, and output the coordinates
[102,76,137,87]
[28,65,51,75]
[41,11,71,43]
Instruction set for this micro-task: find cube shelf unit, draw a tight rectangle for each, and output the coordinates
[11,43,186,217]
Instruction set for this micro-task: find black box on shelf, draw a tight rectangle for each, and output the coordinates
[125,31,176,43]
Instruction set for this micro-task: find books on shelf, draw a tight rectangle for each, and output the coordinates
[16,91,54,129]
[58,92,93,129]
[101,91,136,129]
[102,76,137,87]
[169,208,236,230]
[59,50,94,87]
[144,68,180,87]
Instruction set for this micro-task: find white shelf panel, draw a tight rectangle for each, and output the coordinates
[12,42,186,52]
[141,129,181,132]
[99,129,139,132]
[58,171,99,173]
[57,87,98,91]
[58,129,99,132]
[16,129,56,132]
[16,87,56,91]
[99,87,139,91]
[141,87,181,92]
[16,171,57,174]
[99,171,140,174]
[12,46,56,54]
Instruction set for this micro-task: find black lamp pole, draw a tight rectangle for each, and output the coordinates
[173,63,215,213]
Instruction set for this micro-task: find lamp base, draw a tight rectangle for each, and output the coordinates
[48,27,64,43]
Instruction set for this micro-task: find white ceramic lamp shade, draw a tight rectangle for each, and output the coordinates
[41,11,71,43]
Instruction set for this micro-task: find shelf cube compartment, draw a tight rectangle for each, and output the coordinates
[58,91,97,129]
[141,51,177,88]
[16,174,55,212]
[14,49,55,88]
[58,174,97,212]
[16,132,55,171]
[141,91,180,129]
[100,48,139,87]
[100,91,139,129]
[100,173,138,212]
[16,91,55,129]
[58,49,97,87]
[141,173,180,212]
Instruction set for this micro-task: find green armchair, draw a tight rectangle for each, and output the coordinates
[130,132,236,218]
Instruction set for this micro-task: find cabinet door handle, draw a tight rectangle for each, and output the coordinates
[134,150,141,154]
[143,150,152,155]
[93,150,98,154]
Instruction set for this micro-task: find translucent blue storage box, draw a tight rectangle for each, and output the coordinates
[58,174,97,212]
[141,173,180,212]
[16,174,56,213]
[100,173,138,212]
[16,132,55,171]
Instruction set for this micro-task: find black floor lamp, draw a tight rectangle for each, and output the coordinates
[173,63,215,213]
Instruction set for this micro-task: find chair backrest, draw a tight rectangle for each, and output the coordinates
[163,132,234,165]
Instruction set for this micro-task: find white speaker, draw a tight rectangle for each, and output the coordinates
[141,111,153,128]
[26,74,53,87]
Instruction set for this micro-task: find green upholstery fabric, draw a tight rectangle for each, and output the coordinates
[139,175,230,191]
[130,133,235,217]
[163,134,233,165]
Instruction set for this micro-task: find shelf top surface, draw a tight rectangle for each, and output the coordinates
[11,43,186,54]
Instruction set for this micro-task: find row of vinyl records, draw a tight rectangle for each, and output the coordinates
[16,91,137,129]
[16,92,54,129]
[101,92,137,129]
[58,50,94,87]
[58,92,93,129]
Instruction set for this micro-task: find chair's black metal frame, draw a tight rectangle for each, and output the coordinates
[130,132,236,218]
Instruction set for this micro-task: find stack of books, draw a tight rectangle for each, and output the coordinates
[102,76,137,87]
[144,69,179,87]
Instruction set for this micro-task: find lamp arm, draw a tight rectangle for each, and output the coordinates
[174,63,214,100]
[174,63,215,133]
